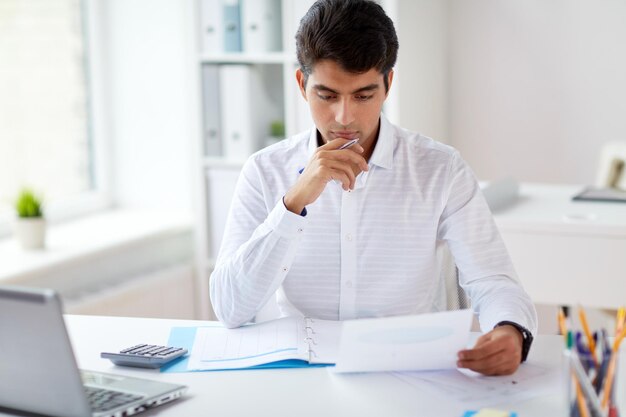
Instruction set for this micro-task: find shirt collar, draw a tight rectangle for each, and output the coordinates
[306,113,395,170]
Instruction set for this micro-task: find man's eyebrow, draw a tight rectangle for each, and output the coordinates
[312,83,380,95]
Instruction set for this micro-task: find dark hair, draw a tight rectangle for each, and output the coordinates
[295,0,399,92]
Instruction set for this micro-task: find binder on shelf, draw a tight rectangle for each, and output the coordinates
[219,64,283,160]
[201,65,222,157]
[241,0,282,53]
[288,0,316,53]
[223,0,242,52]
[295,90,314,133]
[199,0,223,54]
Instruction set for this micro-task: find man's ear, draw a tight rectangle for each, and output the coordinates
[295,68,307,101]
[385,69,394,98]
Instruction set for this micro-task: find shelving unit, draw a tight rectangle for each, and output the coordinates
[191,0,316,319]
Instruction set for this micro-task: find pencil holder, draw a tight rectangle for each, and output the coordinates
[565,347,620,417]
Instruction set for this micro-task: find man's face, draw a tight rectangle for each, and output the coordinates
[296,60,392,150]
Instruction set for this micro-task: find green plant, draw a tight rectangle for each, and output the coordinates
[15,188,43,218]
[269,120,285,138]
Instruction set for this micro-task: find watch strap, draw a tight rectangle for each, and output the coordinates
[495,320,534,363]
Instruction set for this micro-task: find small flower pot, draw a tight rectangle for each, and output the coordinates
[15,217,46,250]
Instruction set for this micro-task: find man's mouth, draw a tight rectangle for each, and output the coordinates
[332,131,359,139]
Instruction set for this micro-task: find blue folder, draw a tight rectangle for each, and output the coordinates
[223,2,242,52]
[161,326,330,373]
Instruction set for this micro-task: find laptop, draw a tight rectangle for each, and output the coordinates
[0,285,187,417]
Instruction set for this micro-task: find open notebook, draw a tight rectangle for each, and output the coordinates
[163,309,474,373]
[164,317,341,372]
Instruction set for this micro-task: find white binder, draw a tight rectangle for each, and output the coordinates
[200,0,223,54]
[201,65,222,156]
[295,91,314,133]
[241,0,282,53]
[219,65,260,159]
[289,0,317,53]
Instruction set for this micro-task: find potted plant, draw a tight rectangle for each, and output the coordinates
[14,188,46,250]
[264,120,286,147]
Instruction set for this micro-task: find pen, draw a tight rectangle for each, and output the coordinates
[298,138,362,175]
[567,331,591,417]
[579,307,599,367]
[338,138,360,150]
[616,307,625,335]
[558,307,568,341]
[601,327,626,410]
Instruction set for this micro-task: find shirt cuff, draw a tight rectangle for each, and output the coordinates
[263,198,308,239]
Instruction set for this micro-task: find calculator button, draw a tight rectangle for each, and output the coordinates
[150,347,171,355]
[121,344,147,353]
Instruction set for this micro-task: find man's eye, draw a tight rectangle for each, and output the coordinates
[356,95,373,101]
[318,94,336,101]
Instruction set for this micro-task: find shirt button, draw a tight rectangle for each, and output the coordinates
[346,233,352,241]
[282,267,288,273]
[297,228,303,233]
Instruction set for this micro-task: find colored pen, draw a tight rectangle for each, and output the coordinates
[578,307,599,367]
[558,307,568,341]
[338,138,360,150]
[617,307,625,335]
[601,327,626,410]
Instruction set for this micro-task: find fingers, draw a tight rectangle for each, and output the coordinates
[317,148,368,172]
[459,355,519,376]
[314,161,356,190]
[457,331,522,376]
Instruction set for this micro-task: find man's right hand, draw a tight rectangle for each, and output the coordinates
[283,138,369,214]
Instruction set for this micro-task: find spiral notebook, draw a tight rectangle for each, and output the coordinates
[162,317,341,373]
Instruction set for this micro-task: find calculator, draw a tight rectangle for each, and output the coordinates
[101,344,188,369]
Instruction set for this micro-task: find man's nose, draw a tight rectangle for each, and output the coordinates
[334,98,355,126]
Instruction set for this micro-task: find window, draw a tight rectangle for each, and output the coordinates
[0,0,106,235]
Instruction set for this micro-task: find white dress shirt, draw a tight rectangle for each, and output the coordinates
[210,115,537,334]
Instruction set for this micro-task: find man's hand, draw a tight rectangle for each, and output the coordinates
[457,325,523,376]
[283,138,369,214]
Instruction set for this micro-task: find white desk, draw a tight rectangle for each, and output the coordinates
[1,315,621,417]
[493,183,626,309]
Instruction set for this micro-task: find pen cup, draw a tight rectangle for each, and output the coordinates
[564,347,621,417]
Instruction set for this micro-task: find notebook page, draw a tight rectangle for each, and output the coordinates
[186,317,307,371]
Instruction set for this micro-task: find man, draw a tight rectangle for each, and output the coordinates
[210,0,537,376]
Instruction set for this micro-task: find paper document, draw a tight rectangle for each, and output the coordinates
[182,317,341,372]
[391,363,562,409]
[334,309,473,373]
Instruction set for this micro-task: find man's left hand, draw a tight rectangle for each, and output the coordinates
[456,325,523,376]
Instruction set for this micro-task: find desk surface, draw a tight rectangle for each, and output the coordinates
[493,183,626,236]
[2,315,622,417]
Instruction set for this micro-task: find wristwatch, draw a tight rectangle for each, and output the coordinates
[495,321,534,363]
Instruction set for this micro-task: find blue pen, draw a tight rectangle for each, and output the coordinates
[575,332,594,375]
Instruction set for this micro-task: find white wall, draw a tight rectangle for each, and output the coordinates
[396,0,626,184]
[97,0,196,210]
[394,0,449,142]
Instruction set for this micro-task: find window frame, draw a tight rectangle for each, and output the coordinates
[0,0,112,239]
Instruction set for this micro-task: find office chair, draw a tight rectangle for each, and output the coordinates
[436,242,470,311]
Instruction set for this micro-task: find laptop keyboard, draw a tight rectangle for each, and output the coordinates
[85,386,144,412]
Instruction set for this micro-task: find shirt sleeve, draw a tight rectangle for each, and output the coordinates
[437,152,538,335]
[210,157,307,328]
